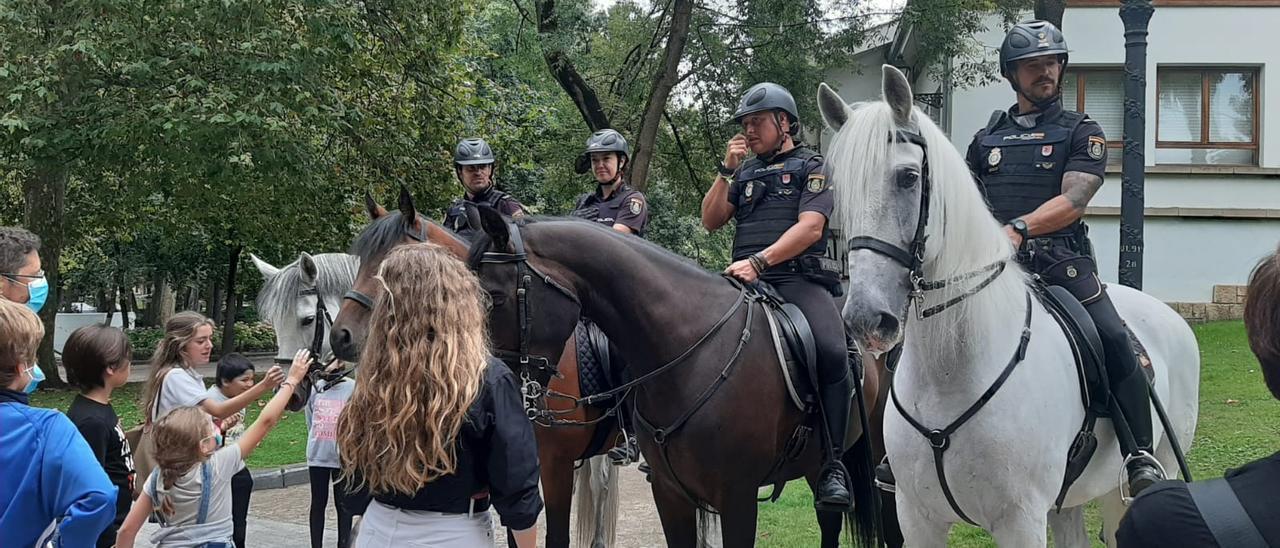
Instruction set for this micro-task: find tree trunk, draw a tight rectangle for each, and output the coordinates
[102,288,115,326]
[628,0,694,192]
[117,283,131,330]
[208,276,224,324]
[1035,0,1067,29]
[157,279,176,326]
[22,161,68,387]
[535,0,612,131]
[220,245,242,356]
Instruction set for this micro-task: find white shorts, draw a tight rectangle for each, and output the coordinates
[354,500,494,548]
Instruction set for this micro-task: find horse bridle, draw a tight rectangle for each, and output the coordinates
[845,128,1007,320]
[478,222,582,375]
[341,218,428,312]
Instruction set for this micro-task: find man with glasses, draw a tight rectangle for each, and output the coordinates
[0,227,47,313]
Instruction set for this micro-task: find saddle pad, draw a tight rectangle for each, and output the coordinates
[575,321,614,404]
[761,303,818,411]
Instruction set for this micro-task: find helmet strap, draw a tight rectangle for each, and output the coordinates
[763,111,793,160]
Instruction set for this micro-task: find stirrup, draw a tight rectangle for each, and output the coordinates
[1119,450,1167,505]
[874,457,897,494]
[608,436,639,466]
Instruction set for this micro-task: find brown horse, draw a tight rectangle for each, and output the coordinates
[465,207,884,547]
[329,190,622,548]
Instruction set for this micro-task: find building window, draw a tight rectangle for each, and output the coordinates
[1062,69,1124,162]
[1156,68,1258,165]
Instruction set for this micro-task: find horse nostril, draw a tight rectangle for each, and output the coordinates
[877,312,900,336]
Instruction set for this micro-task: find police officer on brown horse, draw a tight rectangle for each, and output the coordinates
[968,20,1163,496]
[442,138,527,241]
[701,82,854,511]
[571,129,650,467]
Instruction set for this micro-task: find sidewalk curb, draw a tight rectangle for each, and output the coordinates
[249,464,311,491]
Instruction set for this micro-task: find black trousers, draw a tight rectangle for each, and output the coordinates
[230,467,253,548]
[761,274,848,386]
[309,467,372,548]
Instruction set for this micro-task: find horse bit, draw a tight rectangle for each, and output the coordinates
[845,127,1030,526]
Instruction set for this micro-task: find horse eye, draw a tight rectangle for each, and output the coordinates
[488,291,507,307]
[897,170,920,189]
[301,316,315,326]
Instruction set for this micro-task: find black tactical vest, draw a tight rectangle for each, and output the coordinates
[571,185,646,238]
[974,107,1086,237]
[731,146,829,261]
[443,188,516,242]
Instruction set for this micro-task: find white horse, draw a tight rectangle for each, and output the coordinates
[252,252,359,363]
[820,65,1200,546]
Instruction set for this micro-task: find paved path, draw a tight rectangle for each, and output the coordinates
[138,465,668,547]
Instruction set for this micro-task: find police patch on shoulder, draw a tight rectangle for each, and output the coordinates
[1087,136,1106,160]
[806,174,827,193]
[628,197,643,215]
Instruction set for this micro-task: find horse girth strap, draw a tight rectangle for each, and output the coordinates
[888,290,1033,526]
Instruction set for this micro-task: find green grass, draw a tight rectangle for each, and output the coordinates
[30,378,309,469]
[754,320,1280,546]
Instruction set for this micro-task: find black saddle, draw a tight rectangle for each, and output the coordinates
[752,281,819,409]
[575,320,619,404]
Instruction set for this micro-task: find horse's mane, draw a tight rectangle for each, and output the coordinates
[350,211,418,265]
[828,100,1014,283]
[466,216,713,281]
[256,253,359,326]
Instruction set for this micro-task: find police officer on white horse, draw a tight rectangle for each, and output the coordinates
[701,82,854,511]
[968,20,1163,496]
[442,138,527,241]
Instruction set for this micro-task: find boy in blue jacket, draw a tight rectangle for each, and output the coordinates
[0,297,116,547]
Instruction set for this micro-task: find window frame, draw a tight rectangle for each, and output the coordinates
[1063,67,1126,147]
[1154,66,1260,155]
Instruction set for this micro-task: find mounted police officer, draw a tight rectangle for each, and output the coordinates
[442,138,527,241]
[570,129,649,468]
[571,129,649,236]
[700,82,853,511]
[968,20,1163,497]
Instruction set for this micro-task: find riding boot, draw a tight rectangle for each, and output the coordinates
[1112,367,1163,497]
[815,374,854,512]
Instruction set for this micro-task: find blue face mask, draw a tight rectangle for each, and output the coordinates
[23,363,45,394]
[25,277,48,314]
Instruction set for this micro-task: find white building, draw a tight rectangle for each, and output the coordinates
[825,2,1280,318]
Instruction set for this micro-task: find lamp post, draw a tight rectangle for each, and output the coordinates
[1118,0,1153,289]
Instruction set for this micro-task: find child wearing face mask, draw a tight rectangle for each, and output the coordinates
[0,299,117,547]
[116,349,311,548]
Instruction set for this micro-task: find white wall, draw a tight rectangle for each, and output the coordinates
[1086,215,1279,301]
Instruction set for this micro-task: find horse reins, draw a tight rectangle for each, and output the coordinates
[847,127,1030,526]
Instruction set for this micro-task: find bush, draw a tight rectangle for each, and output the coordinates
[126,322,277,356]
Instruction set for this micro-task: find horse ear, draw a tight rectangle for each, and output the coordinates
[397,185,416,219]
[298,252,318,286]
[365,191,386,219]
[476,205,510,251]
[882,64,914,127]
[250,254,280,278]
[817,83,850,131]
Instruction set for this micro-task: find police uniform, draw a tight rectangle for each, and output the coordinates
[728,145,844,382]
[571,184,649,236]
[442,187,526,242]
[966,100,1159,485]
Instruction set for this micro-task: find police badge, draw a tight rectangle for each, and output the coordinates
[744,182,754,198]
[1088,136,1106,160]
[782,174,791,185]
[806,174,826,193]
[629,198,642,215]
[1066,265,1078,278]
[988,147,1002,166]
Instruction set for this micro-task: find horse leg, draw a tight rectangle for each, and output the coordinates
[867,354,905,548]
[716,493,759,548]
[990,510,1048,548]
[895,496,949,548]
[539,451,575,548]
[651,478,699,548]
[808,474,843,548]
[1100,488,1126,547]
[1047,506,1089,548]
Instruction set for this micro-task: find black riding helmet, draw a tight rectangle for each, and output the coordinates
[574,129,630,176]
[1000,20,1069,110]
[454,138,496,166]
[732,82,800,158]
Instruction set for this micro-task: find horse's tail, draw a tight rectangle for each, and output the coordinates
[844,431,884,548]
[573,455,618,548]
[697,508,722,548]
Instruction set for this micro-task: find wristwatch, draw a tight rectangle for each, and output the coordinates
[1010,218,1030,240]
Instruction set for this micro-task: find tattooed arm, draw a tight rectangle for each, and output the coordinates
[1007,171,1103,241]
